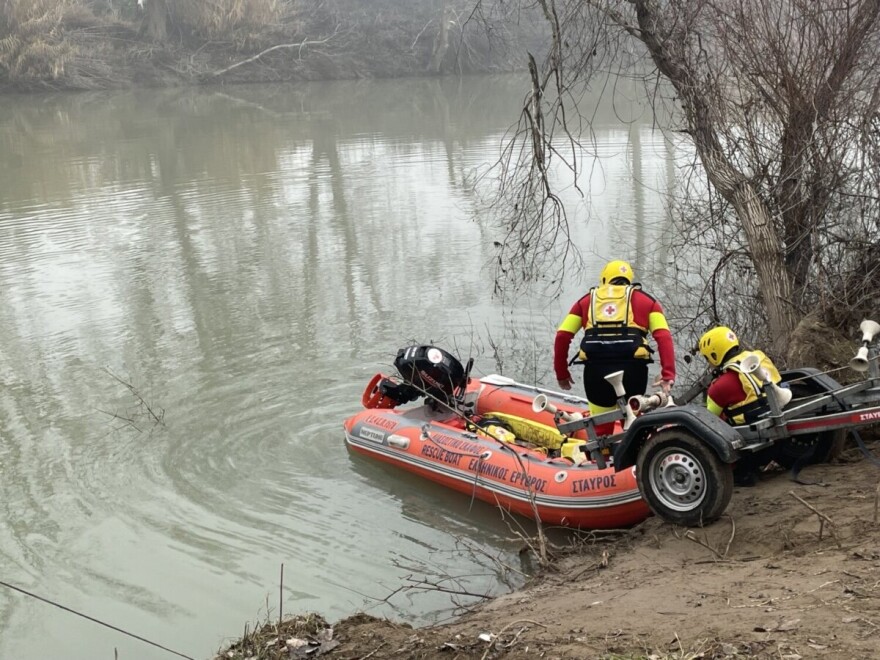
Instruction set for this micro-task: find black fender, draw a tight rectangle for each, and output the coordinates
[613,404,742,470]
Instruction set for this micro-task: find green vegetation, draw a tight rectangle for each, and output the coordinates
[0,0,540,91]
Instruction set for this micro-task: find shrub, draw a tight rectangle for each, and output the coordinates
[0,0,73,83]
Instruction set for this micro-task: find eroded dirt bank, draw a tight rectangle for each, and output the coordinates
[288,445,880,659]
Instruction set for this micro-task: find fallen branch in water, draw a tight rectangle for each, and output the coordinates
[389,574,493,601]
[101,367,165,429]
[211,26,339,77]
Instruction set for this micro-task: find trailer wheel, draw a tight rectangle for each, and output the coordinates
[774,382,847,468]
[636,429,734,527]
[774,430,846,468]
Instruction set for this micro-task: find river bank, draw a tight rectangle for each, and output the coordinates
[0,1,537,93]
[215,441,880,659]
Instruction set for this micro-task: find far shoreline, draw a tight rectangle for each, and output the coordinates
[0,2,538,96]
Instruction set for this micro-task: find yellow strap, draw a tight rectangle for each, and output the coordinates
[706,396,723,417]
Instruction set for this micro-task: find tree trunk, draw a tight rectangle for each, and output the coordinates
[728,184,799,349]
[144,0,168,42]
[779,116,815,299]
[634,0,799,351]
[429,3,450,73]
[694,123,799,350]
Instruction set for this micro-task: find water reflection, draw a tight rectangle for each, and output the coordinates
[346,450,532,542]
[0,75,678,659]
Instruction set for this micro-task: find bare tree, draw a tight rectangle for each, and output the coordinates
[492,0,880,354]
[140,0,168,41]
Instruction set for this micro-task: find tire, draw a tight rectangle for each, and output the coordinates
[636,429,734,527]
[774,429,847,468]
[773,382,847,468]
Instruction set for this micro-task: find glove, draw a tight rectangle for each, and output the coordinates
[557,377,574,391]
[653,376,674,394]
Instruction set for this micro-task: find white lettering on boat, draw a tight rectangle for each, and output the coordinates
[360,427,386,443]
[859,410,880,422]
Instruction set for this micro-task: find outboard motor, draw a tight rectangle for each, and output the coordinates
[394,345,468,408]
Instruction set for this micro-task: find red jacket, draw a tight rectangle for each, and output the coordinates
[706,371,749,418]
[554,288,675,383]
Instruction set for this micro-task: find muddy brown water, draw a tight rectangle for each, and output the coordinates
[0,74,679,659]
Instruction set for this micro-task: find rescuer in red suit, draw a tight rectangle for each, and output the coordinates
[554,260,676,435]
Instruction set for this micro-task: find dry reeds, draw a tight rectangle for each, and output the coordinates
[214,612,332,660]
[172,0,283,46]
[0,0,73,83]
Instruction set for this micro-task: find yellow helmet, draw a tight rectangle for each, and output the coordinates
[600,260,634,285]
[698,326,740,367]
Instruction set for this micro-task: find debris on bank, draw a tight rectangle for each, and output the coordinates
[214,613,339,660]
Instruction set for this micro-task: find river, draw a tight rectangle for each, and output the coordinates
[0,74,678,659]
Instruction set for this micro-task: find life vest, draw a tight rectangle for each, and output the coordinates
[578,284,652,362]
[721,350,782,424]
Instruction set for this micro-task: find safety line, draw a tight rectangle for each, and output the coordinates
[0,579,195,659]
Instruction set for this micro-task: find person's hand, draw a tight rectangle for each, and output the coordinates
[653,376,674,394]
[557,377,574,391]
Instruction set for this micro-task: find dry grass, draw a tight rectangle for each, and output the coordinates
[0,0,73,83]
[173,0,284,47]
[1,0,529,90]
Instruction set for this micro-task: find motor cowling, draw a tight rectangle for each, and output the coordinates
[362,373,420,409]
[394,345,467,407]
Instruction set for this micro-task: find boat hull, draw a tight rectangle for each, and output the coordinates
[343,376,649,529]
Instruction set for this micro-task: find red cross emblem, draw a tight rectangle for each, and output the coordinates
[603,304,617,317]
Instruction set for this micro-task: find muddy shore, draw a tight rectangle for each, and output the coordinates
[215,439,880,659]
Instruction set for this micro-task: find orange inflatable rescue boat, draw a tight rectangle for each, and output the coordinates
[343,346,650,529]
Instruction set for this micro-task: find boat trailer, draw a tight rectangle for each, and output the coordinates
[540,320,880,526]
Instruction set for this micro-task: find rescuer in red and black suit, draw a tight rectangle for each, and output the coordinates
[697,325,788,486]
[697,325,784,425]
[553,260,676,435]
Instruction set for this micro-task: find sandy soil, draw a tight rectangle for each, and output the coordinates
[320,444,880,659]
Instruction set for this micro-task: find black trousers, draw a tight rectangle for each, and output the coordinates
[583,360,649,407]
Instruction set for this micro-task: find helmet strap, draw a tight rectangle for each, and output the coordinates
[720,345,741,367]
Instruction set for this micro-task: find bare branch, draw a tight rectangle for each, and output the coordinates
[211,26,339,77]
